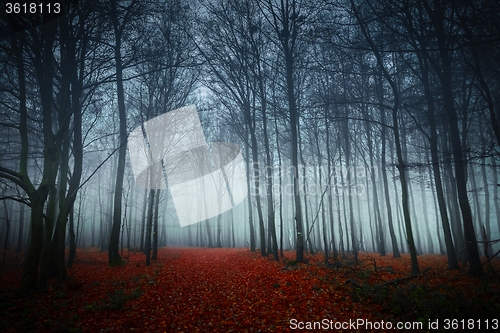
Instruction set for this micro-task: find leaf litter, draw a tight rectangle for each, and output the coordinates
[1,248,499,332]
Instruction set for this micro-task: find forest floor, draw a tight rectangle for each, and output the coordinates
[1,247,499,332]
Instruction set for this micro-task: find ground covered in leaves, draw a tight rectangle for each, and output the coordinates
[1,247,499,332]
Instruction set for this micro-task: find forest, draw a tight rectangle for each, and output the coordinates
[1,0,500,331]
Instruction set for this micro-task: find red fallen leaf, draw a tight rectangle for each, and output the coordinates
[2,248,500,332]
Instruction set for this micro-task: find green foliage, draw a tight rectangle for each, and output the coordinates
[360,269,372,279]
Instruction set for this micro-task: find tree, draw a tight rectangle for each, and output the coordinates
[0,22,62,293]
[259,0,313,263]
[197,0,268,256]
[107,0,140,267]
[421,0,482,275]
[399,6,458,267]
[351,0,420,274]
[48,0,97,283]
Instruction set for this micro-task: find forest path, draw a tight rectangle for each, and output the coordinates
[4,248,497,332]
[123,247,353,332]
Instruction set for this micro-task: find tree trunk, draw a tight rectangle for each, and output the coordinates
[145,189,155,265]
[299,132,314,255]
[392,104,420,275]
[217,214,223,248]
[352,1,419,273]
[419,161,434,254]
[21,196,46,293]
[379,78,400,257]
[249,120,266,256]
[108,0,127,267]
[325,109,338,260]
[67,208,76,268]
[2,202,10,267]
[205,220,213,248]
[420,55,458,268]
[245,128,256,252]
[428,157,445,255]
[152,189,160,260]
[315,129,329,263]
[274,111,284,258]
[424,0,482,276]
[91,208,96,247]
[15,203,24,254]
[363,103,385,256]
[343,120,358,262]
[492,158,500,236]
[261,97,278,260]
[337,132,349,255]
[140,189,147,252]
[21,20,60,293]
[480,125,493,258]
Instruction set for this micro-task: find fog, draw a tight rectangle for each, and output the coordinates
[1,0,499,291]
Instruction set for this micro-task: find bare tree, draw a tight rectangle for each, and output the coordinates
[351,0,420,274]
[258,0,315,262]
